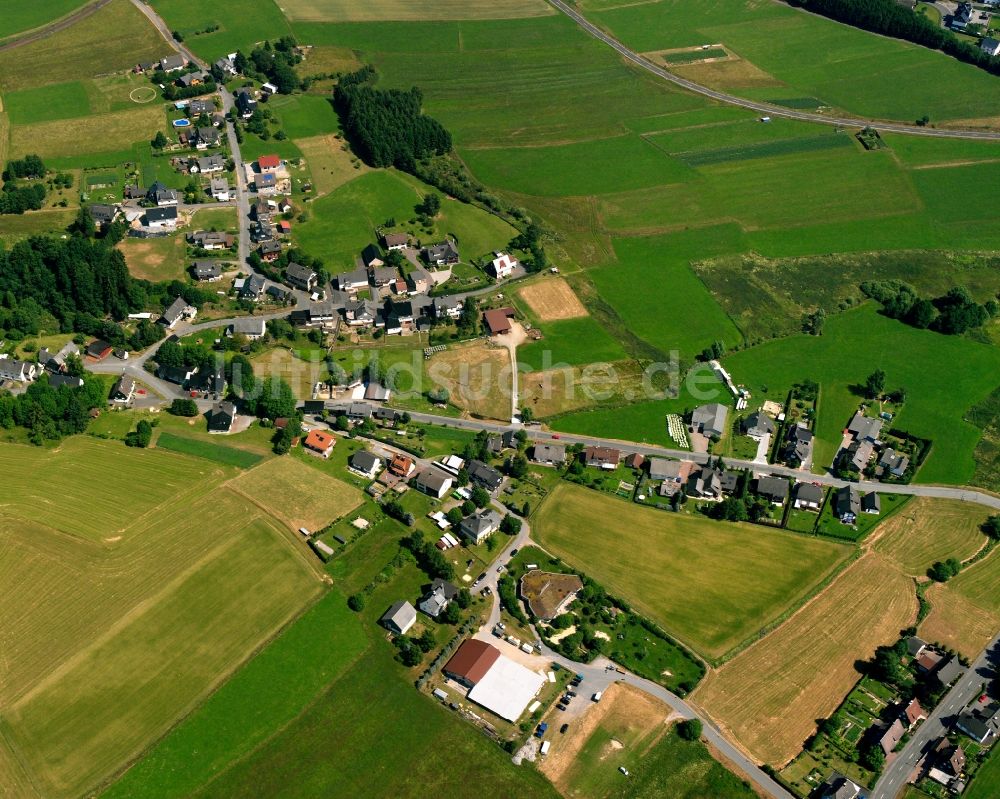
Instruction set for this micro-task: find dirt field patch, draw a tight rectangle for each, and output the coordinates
[541,682,674,790]
[921,582,1000,658]
[519,360,646,418]
[693,554,916,766]
[426,342,512,421]
[673,57,783,91]
[519,278,588,322]
[294,133,368,197]
[227,455,362,532]
[872,497,989,576]
[279,0,554,21]
[117,235,187,282]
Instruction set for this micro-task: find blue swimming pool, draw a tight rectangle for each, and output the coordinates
[172,118,191,127]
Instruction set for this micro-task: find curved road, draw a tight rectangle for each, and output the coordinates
[547,0,1000,140]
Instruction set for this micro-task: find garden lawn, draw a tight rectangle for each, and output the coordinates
[726,304,1000,484]
[533,483,852,659]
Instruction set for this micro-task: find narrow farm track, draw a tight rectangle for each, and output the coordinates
[547,0,1000,140]
[0,0,112,53]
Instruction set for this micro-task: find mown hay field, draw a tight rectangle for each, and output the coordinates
[229,455,363,532]
[281,0,553,21]
[872,497,989,576]
[517,277,588,321]
[533,483,852,659]
[693,554,916,765]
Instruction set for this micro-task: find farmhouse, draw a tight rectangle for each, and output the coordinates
[422,240,459,266]
[793,482,824,510]
[380,601,417,635]
[755,476,789,505]
[382,232,409,250]
[444,639,499,688]
[519,570,584,621]
[531,443,566,465]
[691,403,729,438]
[144,206,178,230]
[349,450,382,479]
[192,261,223,281]
[159,296,195,329]
[0,358,38,383]
[285,262,318,292]
[483,307,516,336]
[207,401,236,433]
[303,429,335,458]
[86,339,113,360]
[88,203,119,228]
[110,375,135,405]
[582,446,620,470]
[413,470,452,499]
[458,508,503,544]
[227,317,266,340]
[467,460,503,492]
[741,411,775,440]
[488,252,517,280]
[419,578,459,618]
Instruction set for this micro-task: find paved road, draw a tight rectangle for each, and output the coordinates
[0,0,112,52]
[346,406,1000,511]
[870,633,1000,799]
[546,0,1000,140]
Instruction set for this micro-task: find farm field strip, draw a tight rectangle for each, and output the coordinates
[872,497,989,575]
[280,0,554,21]
[533,483,852,659]
[693,553,916,765]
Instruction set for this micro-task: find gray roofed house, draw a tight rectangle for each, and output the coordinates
[349,450,382,478]
[648,458,679,481]
[935,657,964,688]
[819,773,862,799]
[308,299,338,322]
[531,443,566,465]
[228,317,266,339]
[691,403,729,438]
[259,240,282,260]
[208,401,237,433]
[793,482,824,510]
[467,459,503,492]
[982,36,1000,56]
[413,469,452,499]
[266,285,289,302]
[861,492,881,514]
[741,411,775,440]
[878,448,910,479]
[89,203,118,227]
[380,600,417,635]
[235,88,257,117]
[333,267,370,291]
[361,243,384,268]
[833,485,860,524]
[284,262,318,291]
[756,476,789,504]
[846,439,875,471]
[47,373,83,389]
[189,366,225,395]
[433,295,463,319]
[370,265,398,287]
[239,274,266,301]
[364,382,390,402]
[144,206,178,227]
[347,402,373,420]
[158,364,192,386]
[879,718,906,755]
[0,359,39,383]
[160,53,186,72]
[110,374,136,403]
[191,261,223,281]
[344,299,377,326]
[148,181,178,206]
[159,296,193,328]
[193,154,225,173]
[687,465,723,499]
[422,240,460,266]
[188,98,216,115]
[487,431,516,454]
[383,232,409,250]
[906,636,927,657]
[783,423,814,467]
[39,341,79,372]
[406,268,433,294]
[419,578,458,618]
[847,411,883,443]
[459,508,503,544]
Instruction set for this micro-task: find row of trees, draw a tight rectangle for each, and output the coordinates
[861,280,998,335]
[0,372,107,445]
[334,66,452,170]
[795,0,1000,77]
[1,183,46,215]
[3,155,45,181]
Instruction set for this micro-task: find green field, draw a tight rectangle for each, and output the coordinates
[0,0,164,92]
[4,81,91,124]
[534,483,852,659]
[966,742,1000,799]
[148,0,293,60]
[726,304,1000,484]
[265,92,339,139]
[583,0,1000,123]
[0,1,89,41]
[155,431,264,468]
[517,315,628,371]
[281,0,553,22]
[0,438,328,799]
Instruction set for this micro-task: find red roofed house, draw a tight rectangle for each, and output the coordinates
[303,429,335,458]
[483,307,516,336]
[443,639,501,689]
[258,154,281,173]
[902,698,926,729]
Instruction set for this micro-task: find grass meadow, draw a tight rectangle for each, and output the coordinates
[533,483,852,659]
[583,0,1000,123]
[0,0,164,92]
[0,438,334,798]
[872,497,990,575]
[282,0,553,21]
[694,553,916,765]
[0,0,89,41]
[147,0,293,60]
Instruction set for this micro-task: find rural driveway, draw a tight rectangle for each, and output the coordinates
[546,0,1000,140]
[869,632,1000,799]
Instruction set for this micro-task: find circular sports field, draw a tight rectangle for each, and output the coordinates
[129,86,158,104]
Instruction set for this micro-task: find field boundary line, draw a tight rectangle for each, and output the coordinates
[9,531,246,709]
[0,0,111,52]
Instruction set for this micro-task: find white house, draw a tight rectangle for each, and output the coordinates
[488,252,517,280]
